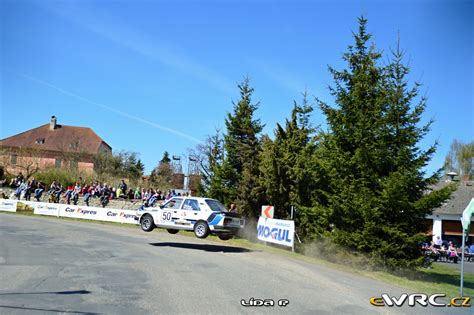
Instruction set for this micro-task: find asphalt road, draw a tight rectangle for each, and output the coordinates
[0,213,468,314]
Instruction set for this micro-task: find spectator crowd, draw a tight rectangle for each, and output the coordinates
[422,235,474,264]
[3,172,190,208]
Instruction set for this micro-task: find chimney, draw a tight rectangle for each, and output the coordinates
[50,116,57,130]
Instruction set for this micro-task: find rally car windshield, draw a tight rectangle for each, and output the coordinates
[205,199,227,212]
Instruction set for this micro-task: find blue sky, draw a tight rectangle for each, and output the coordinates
[1,0,473,175]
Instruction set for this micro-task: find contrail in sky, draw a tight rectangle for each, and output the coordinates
[16,72,203,144]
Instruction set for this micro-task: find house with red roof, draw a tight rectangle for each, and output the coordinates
[0,116,111,176]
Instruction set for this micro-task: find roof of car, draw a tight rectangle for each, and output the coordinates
[170,196,216,201]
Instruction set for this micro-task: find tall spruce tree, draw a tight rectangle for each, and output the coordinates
[216,77,263,214]
[317,17,453,268]
[258,92,321,220]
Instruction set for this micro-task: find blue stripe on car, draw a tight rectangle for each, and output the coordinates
[208,214,222,226]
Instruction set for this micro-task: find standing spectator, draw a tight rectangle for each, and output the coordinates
[229,203,237,213]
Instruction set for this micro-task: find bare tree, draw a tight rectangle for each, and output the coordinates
[0,147,42,179]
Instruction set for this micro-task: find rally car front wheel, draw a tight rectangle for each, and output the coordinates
[140,214,155,232]
[194,221,209,239]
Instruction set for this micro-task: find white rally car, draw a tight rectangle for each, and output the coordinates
[135,197,244,240]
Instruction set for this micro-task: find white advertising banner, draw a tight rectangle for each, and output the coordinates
[0,199,17,212]
[58,204,138,224]
[102,209,138,224]
[32,202,60,216]
[59,204,103,221]
[257,216,294,248]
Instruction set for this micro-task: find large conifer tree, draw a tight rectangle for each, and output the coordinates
[317,17,453,268]
[258,92,321,220]
[210,78,263,214]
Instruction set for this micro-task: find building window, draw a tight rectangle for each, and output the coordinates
[11,155,17,165]
[35,138,45,144]
[55,158,62,168]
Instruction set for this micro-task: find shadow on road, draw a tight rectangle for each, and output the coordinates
[0,305,98,314]
[149,242,253,253]
[0,290,91,296]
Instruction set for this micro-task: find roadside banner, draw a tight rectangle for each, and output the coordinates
[257,216,294,247]
[32,202,60,216]
[59,204,138,224]
[59,204,103,221]
[0,199,17,212]
[102,209,138,224]
[1,198,138,225]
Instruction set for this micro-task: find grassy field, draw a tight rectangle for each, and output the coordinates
[3,208,473,299]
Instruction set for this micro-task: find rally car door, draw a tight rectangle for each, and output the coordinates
[158,197,184,227]
[180,198,202,227]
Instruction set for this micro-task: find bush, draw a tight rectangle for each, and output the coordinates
[34,168,94,187]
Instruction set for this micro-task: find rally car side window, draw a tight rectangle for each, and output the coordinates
[182,199,201,211]
[163,198,183,209]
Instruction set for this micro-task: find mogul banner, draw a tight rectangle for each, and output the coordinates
[0,199,17,212]
[257,216,294,248]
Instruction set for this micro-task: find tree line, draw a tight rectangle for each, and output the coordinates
[196,17,457,269]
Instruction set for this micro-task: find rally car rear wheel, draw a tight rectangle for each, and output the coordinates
[218,234,233,241]
[140,214,155,232]
[194,221,209,239]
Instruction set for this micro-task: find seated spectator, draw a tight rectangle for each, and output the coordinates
[134,187,142,200]
[447,242,459,263]
[9,172,24,187]
[110,187,116,199]
[14,180,27,200]
[34,182,45,201]
[116,187,123,199]
[24,179,33,201]
[83,185,93,207]
[127,188,134,200]
[100,185,110,208]
[65,184,74,204]
[429,241,440,262]
[119,179,127,193]
[71,182,81,205]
